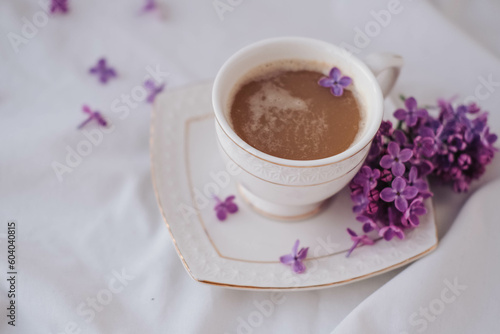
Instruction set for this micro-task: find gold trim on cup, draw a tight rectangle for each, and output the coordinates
[214,117,373,168]
[216,130,369,187]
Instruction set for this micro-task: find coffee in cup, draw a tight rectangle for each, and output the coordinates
[229,59,365,160]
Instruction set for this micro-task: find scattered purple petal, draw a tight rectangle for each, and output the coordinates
[51,0,68,14]
[280,240,309,273]
[78,105,107,129]
[142,0,157,11]
[346,228,375,257]
[214,195,238,221]
[318,67,352,97]
[89,58,117,84]
[144,79,165,103]
[139,0,166,19]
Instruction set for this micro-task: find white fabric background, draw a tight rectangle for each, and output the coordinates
[1,0,499,333]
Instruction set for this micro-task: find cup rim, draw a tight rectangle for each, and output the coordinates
[212,36,383,168]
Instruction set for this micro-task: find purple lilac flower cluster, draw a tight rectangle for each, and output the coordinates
[431,98,497,192]
[347,96,497,256]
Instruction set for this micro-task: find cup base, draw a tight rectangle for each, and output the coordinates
[237,184,327,221]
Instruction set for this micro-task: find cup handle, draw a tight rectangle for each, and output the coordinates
[365,53,404,98]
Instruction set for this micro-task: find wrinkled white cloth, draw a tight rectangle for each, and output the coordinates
[0,0,499,333]
[333,178,500,334]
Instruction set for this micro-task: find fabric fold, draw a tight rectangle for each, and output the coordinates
[332,179,500,334]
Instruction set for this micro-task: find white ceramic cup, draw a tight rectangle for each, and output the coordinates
[212,37,402,220]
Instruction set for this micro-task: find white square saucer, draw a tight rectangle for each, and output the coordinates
[150,82,438,290]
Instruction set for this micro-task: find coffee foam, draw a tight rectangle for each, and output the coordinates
[228,59,367,152]
[244,80,328,154]
[246,81,309,130]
